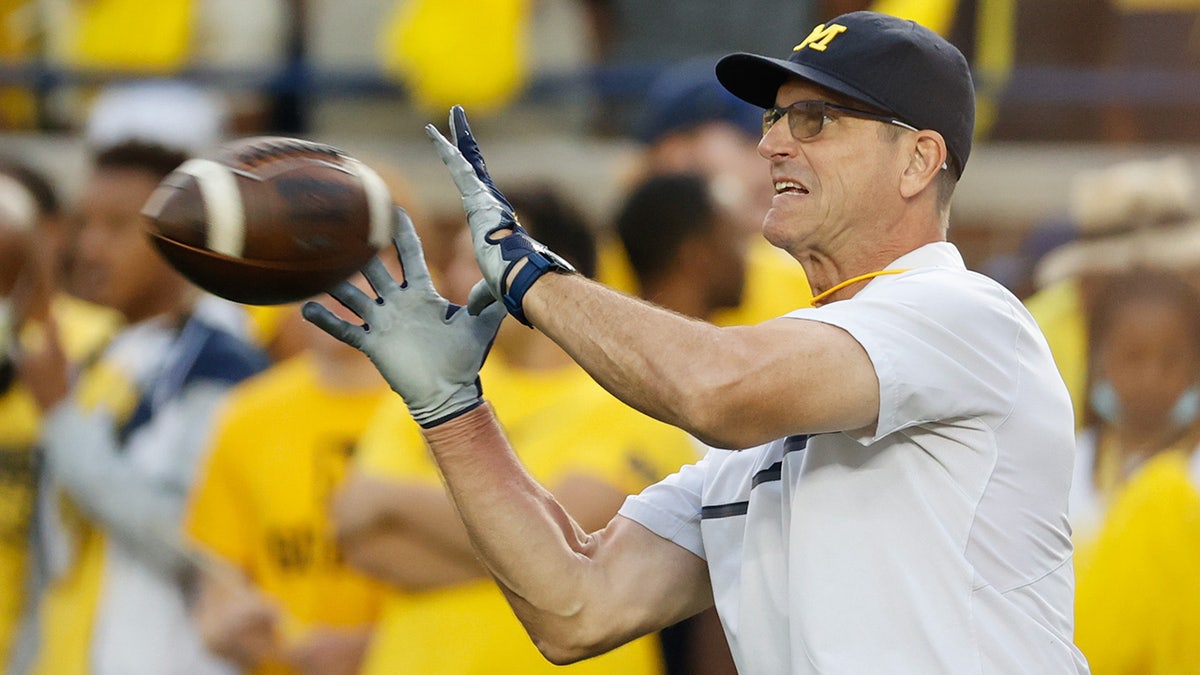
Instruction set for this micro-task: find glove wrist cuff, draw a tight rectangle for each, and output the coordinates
[502,249,574,326]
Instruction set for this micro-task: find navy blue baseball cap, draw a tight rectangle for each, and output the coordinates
[715,11,975,177]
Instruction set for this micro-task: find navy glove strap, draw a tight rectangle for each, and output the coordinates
[498,232,575,326]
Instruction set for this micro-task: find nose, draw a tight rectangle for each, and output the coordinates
[757,115,795,160]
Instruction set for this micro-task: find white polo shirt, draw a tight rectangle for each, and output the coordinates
[620,242,1090,674]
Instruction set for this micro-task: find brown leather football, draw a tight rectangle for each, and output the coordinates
[142,137,396,305]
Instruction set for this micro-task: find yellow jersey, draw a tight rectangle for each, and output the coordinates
[185,353,389,675]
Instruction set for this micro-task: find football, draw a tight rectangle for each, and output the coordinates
[142,137,396,305]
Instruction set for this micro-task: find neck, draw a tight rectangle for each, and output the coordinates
[795,224,942,304]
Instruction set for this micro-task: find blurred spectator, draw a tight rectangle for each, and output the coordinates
[0,161,120,674]
[612,172,740,674]
[603,58,812,323]
[20,139,267,675]
[185,259,394,675]
[0,170,39,670]
[331,186,701,675]
[1068,270,1200,549]
[1025,156,1200,427]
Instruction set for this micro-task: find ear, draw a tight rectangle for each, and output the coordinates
[899,130,948,200]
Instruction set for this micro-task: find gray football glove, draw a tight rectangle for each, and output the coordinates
[303,208,506,428]
[425,105,575,325]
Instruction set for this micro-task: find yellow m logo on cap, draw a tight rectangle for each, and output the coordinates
[793,23,848,52]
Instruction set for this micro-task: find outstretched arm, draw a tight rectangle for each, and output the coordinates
[427,106,880,449]
[305,208,713,661]
[423,404,713,664]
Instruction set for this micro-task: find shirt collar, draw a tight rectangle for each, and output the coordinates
[884,241,965,272]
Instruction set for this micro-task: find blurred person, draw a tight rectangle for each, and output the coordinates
[331,186,700,675]
[184,259,396,675]
[19,140,268,675]
[604,58,811,325]
[612,172,741,674]
[310,11,1086,673]
[1068,270,1200,549]
[0,171,40,670]
[1026,156,1200,427]
[0,165,120,674]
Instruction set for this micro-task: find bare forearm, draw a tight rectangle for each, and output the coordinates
[422,404,594,611]
[422,405,714,663]
[523,273,757,448]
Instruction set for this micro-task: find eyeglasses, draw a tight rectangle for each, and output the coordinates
[762,100,918,141]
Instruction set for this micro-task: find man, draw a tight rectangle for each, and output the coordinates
[307,11,1088,673]
[19,141,267,675]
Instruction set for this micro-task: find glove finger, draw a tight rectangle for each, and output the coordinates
[301,302,364,349]
[326,280,377,319]
[361,256,400,296]
[448,106,515,212]
[466,279,498,316]
[426,123,491,202]
[391,208,433,290]
[448,106,487,181]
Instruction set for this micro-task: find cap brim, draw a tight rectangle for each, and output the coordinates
[716,52,891,112]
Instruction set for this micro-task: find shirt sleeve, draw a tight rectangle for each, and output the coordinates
[786,268,1021,444]
[618,454,709,560]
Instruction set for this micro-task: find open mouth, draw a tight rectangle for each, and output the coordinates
[774,181,809,196]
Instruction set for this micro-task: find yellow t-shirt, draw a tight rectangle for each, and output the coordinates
[185,353,388,675]
[1024,278,1087,427]
[356,355,702,675]
[1075,450,1200,673]
[0,294,118,667]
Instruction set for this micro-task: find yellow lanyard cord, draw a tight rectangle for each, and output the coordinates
[810,269,909,306]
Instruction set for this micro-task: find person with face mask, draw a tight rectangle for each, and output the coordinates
[1069,269,1200,549]
[1070,270,1200,673]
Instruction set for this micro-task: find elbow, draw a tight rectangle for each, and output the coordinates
[518,587,637,666]
[528,619,620,666]
[672,374,769,451]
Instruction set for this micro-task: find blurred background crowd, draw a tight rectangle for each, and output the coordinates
[3,0,1200,673]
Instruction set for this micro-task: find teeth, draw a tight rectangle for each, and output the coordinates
[774,181,808,194]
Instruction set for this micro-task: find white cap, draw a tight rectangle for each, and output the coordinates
[1034,157,1200,289]
[85,80,228,157]
[0,174,37,231]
